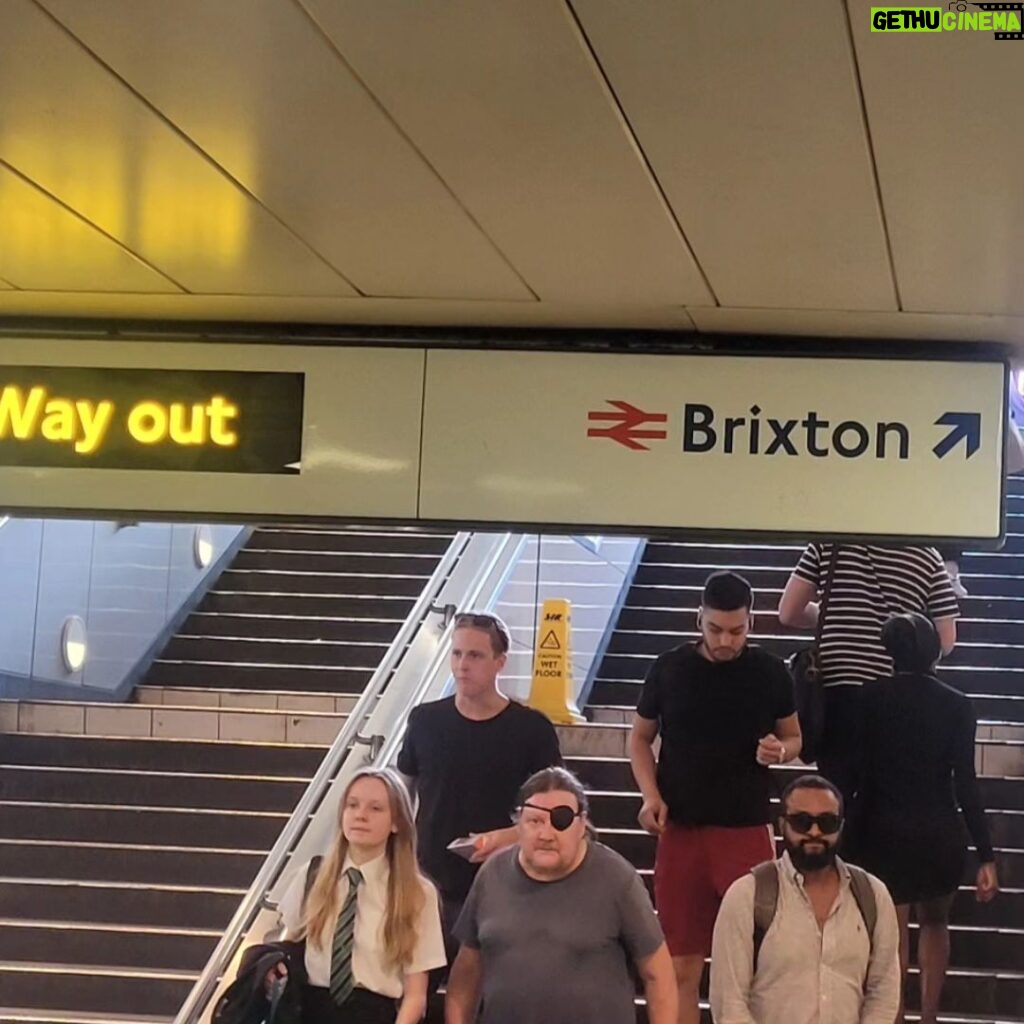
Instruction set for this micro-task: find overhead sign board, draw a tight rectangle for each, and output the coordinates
[0,340,1007,542]
[0,366,303,473]
[419,350,1007,541]
[0,340,424,520]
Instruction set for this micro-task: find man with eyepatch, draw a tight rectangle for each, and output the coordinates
[446,767,677,1024]
[710,775,899,1024]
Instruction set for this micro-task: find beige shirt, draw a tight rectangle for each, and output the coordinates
[710,854,900,1024]
[279,854,446,998]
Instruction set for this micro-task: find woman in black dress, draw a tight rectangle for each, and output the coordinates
[849,612,999,1024]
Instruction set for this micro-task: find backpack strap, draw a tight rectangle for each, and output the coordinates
[846,864,878,949]
[751,860,780,972]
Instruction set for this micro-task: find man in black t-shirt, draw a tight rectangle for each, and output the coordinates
[629,571,800,1024]
[397,611,562,954]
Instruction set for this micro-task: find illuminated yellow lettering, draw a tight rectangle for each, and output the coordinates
[0,385,45,439]
[128,401,169,444]
[168,402,207,445]
[206,395,239,446]
[76,400,114,454]
[41,400,75,443]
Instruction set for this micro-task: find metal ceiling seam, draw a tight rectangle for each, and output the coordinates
[291,0,542,303]
[30,0,366,299]
[839,0,903,311]
[563,0,720,308]
[0,156,188,294]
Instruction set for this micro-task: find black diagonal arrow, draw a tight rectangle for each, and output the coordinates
[933,412,981,459]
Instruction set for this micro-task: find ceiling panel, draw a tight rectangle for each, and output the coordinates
[300,0,712,306]
[848,0,1024,315]
[40,0,532,302]
[0,0,353,297]
[0,163,177,292]
[573,0,896,312]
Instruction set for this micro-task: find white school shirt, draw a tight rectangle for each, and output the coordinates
[279,853,446,998]
[710,853,900,1024]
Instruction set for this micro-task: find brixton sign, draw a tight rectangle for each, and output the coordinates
[419,350,1007,542]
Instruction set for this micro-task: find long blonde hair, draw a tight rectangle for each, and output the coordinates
[299,767,429,969]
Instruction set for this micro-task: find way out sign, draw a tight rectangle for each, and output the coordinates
[421,351,1007,542]
[528,599,584,725]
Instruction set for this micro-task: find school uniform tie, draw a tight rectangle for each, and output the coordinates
[330,866,364,1006]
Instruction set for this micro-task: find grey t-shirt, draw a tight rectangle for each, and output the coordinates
[454,841,664,1024]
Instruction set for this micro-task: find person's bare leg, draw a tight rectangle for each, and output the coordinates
[895,904,911,1024]
[671,954,705,1024]
[916,895,955,1024]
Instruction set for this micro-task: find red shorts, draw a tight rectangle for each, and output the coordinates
[654,822,774,957]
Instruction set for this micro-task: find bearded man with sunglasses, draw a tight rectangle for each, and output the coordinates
[446,767,677,1024]
[710,775,900,1024]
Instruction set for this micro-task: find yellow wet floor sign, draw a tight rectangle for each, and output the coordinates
[528,599,585,724]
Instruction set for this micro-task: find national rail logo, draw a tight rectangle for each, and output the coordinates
[871,3,1024,38]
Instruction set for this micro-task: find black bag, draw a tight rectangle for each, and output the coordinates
[212,856,322,1024]
[788,544,840,764]
[212,943,306,1024]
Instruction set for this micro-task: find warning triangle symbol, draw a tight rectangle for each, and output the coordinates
[540,630,561,650]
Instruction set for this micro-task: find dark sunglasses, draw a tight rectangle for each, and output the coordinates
[519,802,581,832]
[784,812,843,835]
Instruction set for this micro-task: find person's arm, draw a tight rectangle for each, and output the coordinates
[778,574,819,629]
[444,946,483,1024]
[709,878,758,1024]
[468,825,518,862]
[952,704,998,889]
[635,943,678,1024]
[757,712,802,765]
[630,714,667,834]
[935,616,957,656]
[395,971,428,1024]
[927,554,960,655]
[396,711,420,804]
[859,881,901,1024]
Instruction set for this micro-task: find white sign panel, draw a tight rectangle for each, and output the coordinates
[0,339,424,519]
[419,350,1006,540]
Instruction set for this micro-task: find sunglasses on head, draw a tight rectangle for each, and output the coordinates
[519,802,581,832]
[784,812,843,835]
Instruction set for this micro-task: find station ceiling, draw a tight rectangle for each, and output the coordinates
[0,0,1021,343]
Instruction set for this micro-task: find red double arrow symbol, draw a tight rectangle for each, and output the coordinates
[587,400,668,451]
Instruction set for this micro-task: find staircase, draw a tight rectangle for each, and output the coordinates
[563,491,1024,1022]
[0,526,452,1024]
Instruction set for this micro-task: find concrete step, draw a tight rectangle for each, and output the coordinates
[0,764,307,812]
[133,685,359,714]
[180,611,404,642]
[144,659,372,692]
[160,633,390,668]
[0,801,288,848]
[0,732,326,776]
[0,839,264,888]
[1,961,194,1018]
[0,698,347,745]
[0,879,244,930]
[247,527,452,555]
[556,721,1024,774]
[0,918,218,971]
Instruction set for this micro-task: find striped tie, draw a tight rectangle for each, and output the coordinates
[329,866,364,1006]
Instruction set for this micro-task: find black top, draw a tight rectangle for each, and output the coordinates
[857,672,994,862]
[397,696,562,902]
[636,643,795,827]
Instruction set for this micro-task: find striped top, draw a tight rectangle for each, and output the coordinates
[793,544,959,687]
